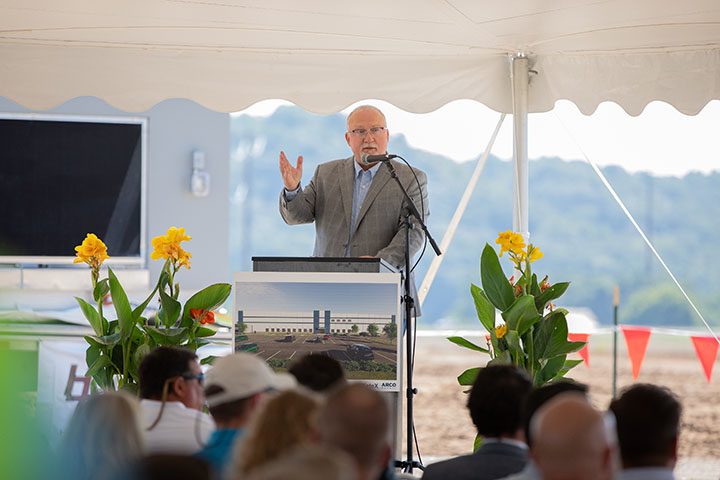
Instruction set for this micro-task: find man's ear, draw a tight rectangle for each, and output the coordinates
[600,445,618,480]
[668,435,679,467]
[249,392,263,410]
[170,376,187,400]
[379,443,391,470]
[345,132,351,146]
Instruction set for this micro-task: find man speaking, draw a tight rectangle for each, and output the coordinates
[278,105,429,272]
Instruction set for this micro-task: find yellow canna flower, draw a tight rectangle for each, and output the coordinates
[165,226,192,245]
[151,227,192,269]
[495,323,508,339]
[528,244,544,263]
[73,233,110,269]
[496,230,526,257]
[177,247,192,269]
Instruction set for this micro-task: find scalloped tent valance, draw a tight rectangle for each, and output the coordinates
[1,0,719,115]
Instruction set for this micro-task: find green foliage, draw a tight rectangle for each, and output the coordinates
[382,322,397,339]
[447,336,489,354]
[623,282,697,326]
[480,244,515,310]
[473,434,483,453]
[451,240,585,387]
[470,284,495,333]
[75,267,232,392]
[367,323,379,337]
[266,357,395,374]
[457,367,480,386]
[267,358,291,370]
[340,360,395,373]
[350,324,359,334]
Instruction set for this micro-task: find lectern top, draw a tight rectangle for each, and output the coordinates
[251,256,397,274]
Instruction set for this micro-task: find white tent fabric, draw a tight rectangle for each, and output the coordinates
[1,0,719,114]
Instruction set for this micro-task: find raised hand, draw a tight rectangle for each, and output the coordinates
[279,151,303,190]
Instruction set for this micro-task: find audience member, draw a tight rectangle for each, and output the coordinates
[139,346,215,453]
[198,352,296,474]
[531,393,616,480]
[232,390,321,477]
[289,353,346,392]
[129,453,212,480]
[609,384,682,480]
[244,444,358,480]
[317,383,391,480]
[500,380,589,480]
[57,391,143,480]
[422,365,533,480]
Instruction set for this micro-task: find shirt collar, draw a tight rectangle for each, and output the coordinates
[353,157,381,179]
[619,467,675,480]
[481,437,529,450]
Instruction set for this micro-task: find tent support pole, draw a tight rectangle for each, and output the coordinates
[511,54,530,239]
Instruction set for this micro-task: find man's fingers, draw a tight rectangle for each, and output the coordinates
[279,151,303,190]
[279,151,292,178]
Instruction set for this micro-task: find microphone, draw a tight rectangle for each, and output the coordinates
[361,153,398,164]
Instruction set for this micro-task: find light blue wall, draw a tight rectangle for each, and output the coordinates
[0,96,230,291]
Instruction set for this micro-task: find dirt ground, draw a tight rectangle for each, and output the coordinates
[408,333,719,478]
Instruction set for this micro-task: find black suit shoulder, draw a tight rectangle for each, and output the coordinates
[421,443,527,480]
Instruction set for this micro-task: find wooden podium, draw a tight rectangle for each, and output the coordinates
[234,257,404,456]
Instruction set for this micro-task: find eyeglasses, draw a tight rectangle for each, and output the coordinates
[147,371,205,432]
[348,126,386,137]
[181,372,205,385]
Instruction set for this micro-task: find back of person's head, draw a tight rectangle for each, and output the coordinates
[139,346,197,400]
[204,352,296,425]
[467,365,532,438]
[523,380,589,448]
[289,353,346,392]
[317,383,390,479]
[609,383,682,469]
[234,389,321,475]
[531,393,615,480]
[59,391,143,480]
[244,444,358,480]
[129,454,211,480]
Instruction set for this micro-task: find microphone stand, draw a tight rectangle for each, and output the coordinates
[383,160,441,475]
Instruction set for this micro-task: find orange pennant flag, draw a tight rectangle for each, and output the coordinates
[690,336,719,382]
[621,326,652,380]
[568,333,590,367]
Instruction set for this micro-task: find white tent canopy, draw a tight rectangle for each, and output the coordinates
[1,0,719,115]
[2,0,719,339]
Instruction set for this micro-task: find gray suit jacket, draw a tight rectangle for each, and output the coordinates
[279,157,429,270]
[421,443,528,480]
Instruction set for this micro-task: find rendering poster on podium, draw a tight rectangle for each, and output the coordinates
[233,270,402,391]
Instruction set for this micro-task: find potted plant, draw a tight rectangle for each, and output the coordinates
[73,227,232,392]
[450,231,585,388]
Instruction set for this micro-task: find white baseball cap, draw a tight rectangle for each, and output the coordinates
[204,352,297,407]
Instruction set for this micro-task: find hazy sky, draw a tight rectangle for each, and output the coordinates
[237,99,719,178]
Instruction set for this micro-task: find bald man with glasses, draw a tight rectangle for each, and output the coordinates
[279,105,429,276]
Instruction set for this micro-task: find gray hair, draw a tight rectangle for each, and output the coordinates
[243,444,358,480]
